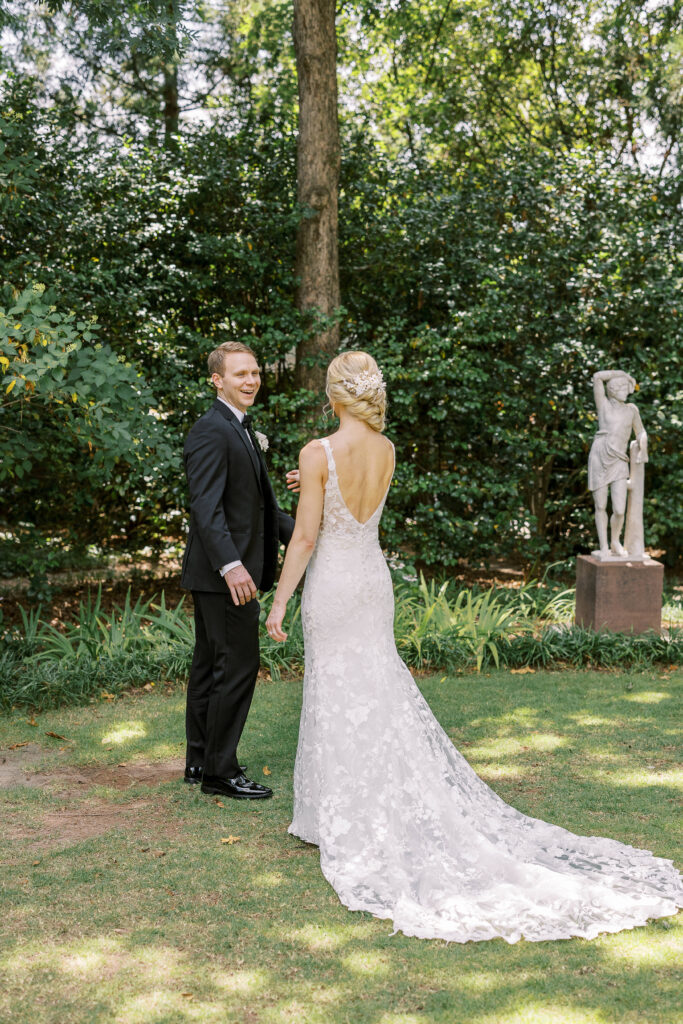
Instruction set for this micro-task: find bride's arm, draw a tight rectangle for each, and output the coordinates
[266,442,326,641]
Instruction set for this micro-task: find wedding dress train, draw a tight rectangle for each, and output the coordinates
[288,438,682,942]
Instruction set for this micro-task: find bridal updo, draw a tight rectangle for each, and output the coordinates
[326,351,387,432]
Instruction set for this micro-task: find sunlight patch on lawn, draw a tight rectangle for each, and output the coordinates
[596,767,683,788]
[453,971,499,992]
[267,998,327,1023]
[467,733,566,759]
[101,721,147,745]
[623,691,668,704]
[598,929,681,966]
[478,764,523,780]
[4,936,184,985]
[527,733,566,752]
[569,715,615,727]
[377,1015,429,1024]
[342,949,390,976]
[252,871,285,888]
[479,1009,609,1024]
[470,707,542,733]
[4,936,113,975]
[286,922,358,952]
[117,990,219,1024]
[61,947,118,977]
[212,968,267,993]
[308,984,342,1004]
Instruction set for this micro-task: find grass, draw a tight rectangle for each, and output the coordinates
[1,667,681,1024]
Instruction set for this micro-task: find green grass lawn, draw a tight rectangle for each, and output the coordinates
[1,668,681,1024]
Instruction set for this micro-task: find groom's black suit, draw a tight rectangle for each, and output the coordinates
[181,398,294,778]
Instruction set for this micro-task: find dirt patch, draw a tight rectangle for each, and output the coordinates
[0,743,54,788]
[49,758,186,791]
[2,747,187,852]
[0,745,186,791]
[9,796,181,850]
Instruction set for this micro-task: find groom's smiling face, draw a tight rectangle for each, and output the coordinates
[212,352,261,413]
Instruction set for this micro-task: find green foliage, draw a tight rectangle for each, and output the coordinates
[0,526,105,604]
[341,0,683,168]
[3,582,681,711]
[342,145,683,568]
[0,281,178,553]
[0,588,192,711]
[498,625,683,672]
[391,575,683,673]
[395,574,517,671]
[2,0,683,580]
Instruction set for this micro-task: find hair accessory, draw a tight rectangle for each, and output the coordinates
[341,369,385,396]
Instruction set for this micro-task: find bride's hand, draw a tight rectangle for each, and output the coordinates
[266,600,288,642]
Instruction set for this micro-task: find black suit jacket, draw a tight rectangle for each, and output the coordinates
[180,400,295,593]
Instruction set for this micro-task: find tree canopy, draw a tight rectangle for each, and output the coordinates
[1,0,682,583]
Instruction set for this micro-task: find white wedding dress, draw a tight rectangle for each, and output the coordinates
[289,438,682,942]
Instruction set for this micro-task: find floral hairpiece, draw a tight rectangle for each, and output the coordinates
[341,369,386,396]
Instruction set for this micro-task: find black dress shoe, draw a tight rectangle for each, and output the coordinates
[184,764,246,784]
[201,773,272,800]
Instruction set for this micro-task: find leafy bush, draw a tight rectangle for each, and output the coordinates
[0,281,178,556]
[2,582,681,711]
[0,589,193,711]
[3,90,682,581]
[498,626,683,672]
[342,147,683,570]
[395,575,518,671]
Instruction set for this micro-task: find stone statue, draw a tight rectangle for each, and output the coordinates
[588,370,648,560]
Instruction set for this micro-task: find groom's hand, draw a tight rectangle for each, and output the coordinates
[225,565,258,606]
[286,469,300,493]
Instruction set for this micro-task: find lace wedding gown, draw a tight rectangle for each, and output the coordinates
[289,438,682,942]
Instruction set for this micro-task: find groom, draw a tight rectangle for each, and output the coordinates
[180,341,295,799]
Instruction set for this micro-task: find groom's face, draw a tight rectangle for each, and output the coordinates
[213,353,261,413]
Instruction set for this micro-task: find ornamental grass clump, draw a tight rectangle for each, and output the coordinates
[1,580,682,710]
[0,587,195,711]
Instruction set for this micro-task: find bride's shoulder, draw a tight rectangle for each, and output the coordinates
[375,433,395,461]
[299,439,328,471]
[301,438,327,454]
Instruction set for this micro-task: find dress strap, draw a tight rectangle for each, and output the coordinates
[318,437,336,475]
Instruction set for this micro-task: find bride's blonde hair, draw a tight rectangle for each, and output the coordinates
[326,351,386,432]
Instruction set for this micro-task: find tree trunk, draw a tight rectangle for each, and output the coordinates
[163,63,179,145]
[162,1,179,147]
[293,0,341,393]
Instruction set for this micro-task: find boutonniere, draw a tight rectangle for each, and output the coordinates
[254,430,269,452]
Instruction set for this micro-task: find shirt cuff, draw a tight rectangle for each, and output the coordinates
[220,561,242,576]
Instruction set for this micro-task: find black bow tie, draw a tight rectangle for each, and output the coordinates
[241,414,252,431]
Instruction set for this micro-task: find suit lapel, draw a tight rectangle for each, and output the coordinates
[212,399,263,492]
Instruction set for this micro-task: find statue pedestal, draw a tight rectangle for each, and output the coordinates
[575,555,663,634]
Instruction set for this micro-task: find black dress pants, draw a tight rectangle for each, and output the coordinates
[185,591,261,778]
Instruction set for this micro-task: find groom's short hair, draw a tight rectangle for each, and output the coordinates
[208,341,257,377]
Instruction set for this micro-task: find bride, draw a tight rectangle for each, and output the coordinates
[265,350,682,943]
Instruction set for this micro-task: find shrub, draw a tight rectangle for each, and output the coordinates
[2,582,680,711]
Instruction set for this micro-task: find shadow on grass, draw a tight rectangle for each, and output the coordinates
[1,875,679,1024]
[1,669,681,1023]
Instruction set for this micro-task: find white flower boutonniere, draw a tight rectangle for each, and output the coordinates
[254,430,269,452]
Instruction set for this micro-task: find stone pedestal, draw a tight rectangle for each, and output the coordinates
[575,555,663,634]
